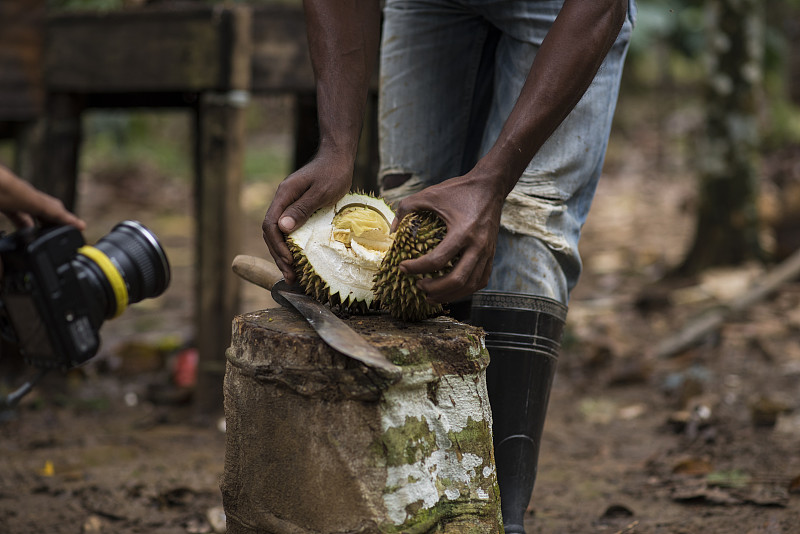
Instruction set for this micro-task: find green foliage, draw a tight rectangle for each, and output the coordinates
[706,469,752,489]
[762,2,800,145]
[82,111,193,182]
[628,1,790,81]
[621,1,708,90]
[243,144,290,184]
[80,106,290,186]
[623,0,800,147]
[629,1,705,61]
[48,0,125,11]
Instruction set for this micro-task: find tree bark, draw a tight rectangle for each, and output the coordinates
[678,0,765,275]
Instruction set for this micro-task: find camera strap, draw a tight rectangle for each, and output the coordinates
[1,369,48,415]
[77,246,129,318]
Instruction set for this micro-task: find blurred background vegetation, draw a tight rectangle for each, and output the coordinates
[621,0,800,144]
[2,0,800,269]
[20,0,798,184]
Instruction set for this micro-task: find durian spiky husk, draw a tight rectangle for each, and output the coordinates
[372,211,450,322]
[287,192,395,313]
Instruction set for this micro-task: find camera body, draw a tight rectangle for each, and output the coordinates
[0,225,100,370]
[0,222,170,371]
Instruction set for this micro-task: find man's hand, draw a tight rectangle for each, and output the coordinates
[392,169,506,304]
[262,153,352,284]
[262,0,380,284]
[0,165,85,231]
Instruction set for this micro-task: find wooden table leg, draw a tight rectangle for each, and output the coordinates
[193,90,247,415]
[32,92,84,210]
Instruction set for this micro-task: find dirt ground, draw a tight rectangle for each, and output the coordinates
[1,96,800,533]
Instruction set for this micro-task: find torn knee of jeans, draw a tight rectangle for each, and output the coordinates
[381,172,413,190]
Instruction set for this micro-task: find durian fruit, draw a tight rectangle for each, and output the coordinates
[372,211,450,322]
[287,193,395,313]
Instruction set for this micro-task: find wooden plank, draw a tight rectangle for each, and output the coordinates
[30,93,84,210]
[13,120,45,183]
[190,6,251,415]
[0,0,45,120]
[250,5,377,192]
[250,5,315,93]
[45,5,251,93]
[249,5,377,93]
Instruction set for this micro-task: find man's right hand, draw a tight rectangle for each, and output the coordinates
[261,153,352,284]
[263,0,380,284]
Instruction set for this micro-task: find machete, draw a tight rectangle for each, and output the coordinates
[231,254,401,374]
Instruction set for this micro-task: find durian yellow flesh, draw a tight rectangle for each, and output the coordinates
[332,206,393,252]
[287,193,395,310]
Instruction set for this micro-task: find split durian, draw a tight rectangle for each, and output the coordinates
[287,193,395,313]
[372,210,450,322]
[287,193,451,321]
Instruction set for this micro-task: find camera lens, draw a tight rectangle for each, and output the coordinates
[74,221,171,319]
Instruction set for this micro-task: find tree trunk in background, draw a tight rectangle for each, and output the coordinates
[678,0,765,275]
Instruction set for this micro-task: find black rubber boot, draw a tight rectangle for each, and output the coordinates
[471,292,567,534]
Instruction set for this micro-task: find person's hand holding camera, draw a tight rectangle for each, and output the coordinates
[0,164,85,231]
[0,164,85,279]
[0,165,169,380]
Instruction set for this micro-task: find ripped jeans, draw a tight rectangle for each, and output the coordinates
[378,0,636,305]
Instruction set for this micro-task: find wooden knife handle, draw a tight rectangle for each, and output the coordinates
[231,254,283,291]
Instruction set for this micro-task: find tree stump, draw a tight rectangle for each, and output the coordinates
[222,307,501,533]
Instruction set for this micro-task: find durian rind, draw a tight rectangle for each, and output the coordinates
[287,192,395,312]
[372,211,450,322]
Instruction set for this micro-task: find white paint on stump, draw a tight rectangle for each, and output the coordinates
[380,365,495,526]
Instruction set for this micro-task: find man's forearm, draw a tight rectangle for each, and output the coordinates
[477,0,628,196]
[303,0,381,166]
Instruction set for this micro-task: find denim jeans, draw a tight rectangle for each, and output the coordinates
[378,0,636,305]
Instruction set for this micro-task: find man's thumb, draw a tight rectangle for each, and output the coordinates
[278,215,297,233]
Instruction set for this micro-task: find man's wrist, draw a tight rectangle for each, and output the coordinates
[472,152,525,199]
[315,138,359,170]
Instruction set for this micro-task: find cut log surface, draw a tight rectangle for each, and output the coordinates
[222,307,502,533]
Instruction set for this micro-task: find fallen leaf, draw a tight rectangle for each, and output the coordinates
[789,474,800,494]
[750,397,792,427]
[81,515,105,534]
[671,483,742,505]
[707,469,751,489]
[38,460,54,477]
[579,397,617,424]
[600,503,634,519]
[672,458,713,476]
[618,403,647,420]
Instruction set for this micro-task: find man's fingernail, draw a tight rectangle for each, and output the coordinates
[279,216,296,232]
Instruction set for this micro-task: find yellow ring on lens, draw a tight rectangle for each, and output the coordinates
[77,245,128,318]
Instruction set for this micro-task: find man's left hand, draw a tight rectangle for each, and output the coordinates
[391,170,506,304]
